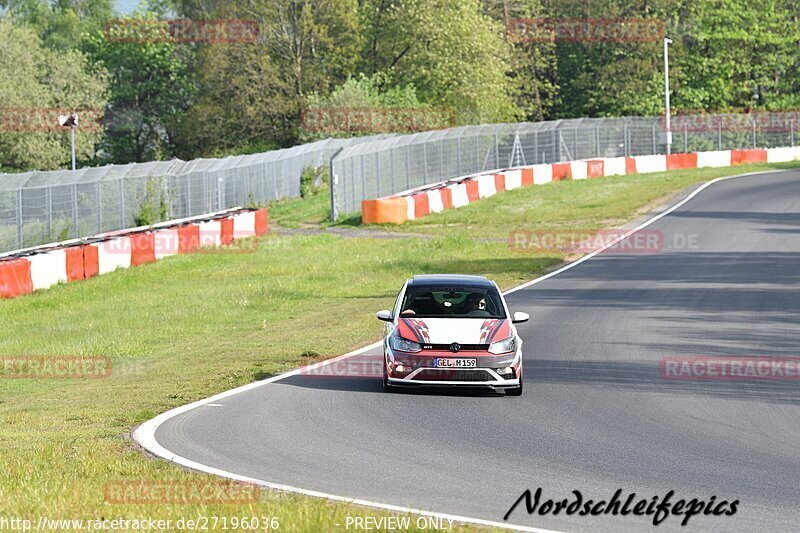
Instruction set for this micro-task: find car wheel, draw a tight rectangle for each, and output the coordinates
[506,373,523,396]
[382,359,392,392]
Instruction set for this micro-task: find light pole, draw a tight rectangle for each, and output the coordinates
[58,113,78,171]
[663,37,673,155]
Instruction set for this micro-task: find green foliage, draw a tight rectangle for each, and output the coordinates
[82,13,195,163]
[133,177,170,227]
[0,17,109,172]
[360,0,520,124]
[4,0,800,168]
[300,165,330,198]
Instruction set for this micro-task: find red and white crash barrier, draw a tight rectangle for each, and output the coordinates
[361,146,800,224]
[0,208,268,299]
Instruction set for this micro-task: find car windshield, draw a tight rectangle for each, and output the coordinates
[399,286,505,319]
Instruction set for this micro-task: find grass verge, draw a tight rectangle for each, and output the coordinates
[1,161,798,531]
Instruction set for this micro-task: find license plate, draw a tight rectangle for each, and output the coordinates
[433,358,477,368]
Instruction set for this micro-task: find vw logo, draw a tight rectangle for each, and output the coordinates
[449,342,460,353]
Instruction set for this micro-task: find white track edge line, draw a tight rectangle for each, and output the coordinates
[133,168,786,533]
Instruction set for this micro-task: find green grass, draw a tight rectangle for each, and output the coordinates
[271,161,800,239]
[268,192,331,228]
[1,160,798,531]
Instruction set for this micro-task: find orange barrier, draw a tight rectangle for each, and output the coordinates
[493,173,506,192]
[82,245,99,278]
[666,153,698,170]
[219,218,234,245]
[731,149,767,165]
[0,207,268,300]
[177,224,200,253]
[521,167,534,186]
[254,208,269,236]
[65,247,85,281]
[552,163,572,181]
[0,258,33,298]
[625,157,637,175]
[362,197,408,224]
[440,187,453,209]
[587,160,604,178]
[412,192,430,218]
[465,180,480,202]
[130,232,156,267]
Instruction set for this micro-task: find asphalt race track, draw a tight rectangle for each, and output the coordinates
[153,170,800,532]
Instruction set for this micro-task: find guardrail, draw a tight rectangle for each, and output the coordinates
[0,207,268,299]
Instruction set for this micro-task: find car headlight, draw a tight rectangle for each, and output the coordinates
[389,335,422,353]
[488,336,516,355]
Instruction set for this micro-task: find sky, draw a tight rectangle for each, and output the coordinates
[115,0,140,14]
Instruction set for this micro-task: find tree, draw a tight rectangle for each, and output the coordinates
[361,0,520,124]
[0,17,108,171]
[0,0,113,50]
[174,0,362,156]
[483,0,560,121]
[83,13,195,162]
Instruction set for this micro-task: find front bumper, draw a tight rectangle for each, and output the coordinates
[387,370,520,388]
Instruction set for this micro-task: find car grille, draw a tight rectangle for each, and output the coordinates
[422,344,489,351]
[414,369,494,382]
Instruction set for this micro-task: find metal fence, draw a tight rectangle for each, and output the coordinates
[3,113,798,251]
[330,114,798,218]
[0,136,390,253]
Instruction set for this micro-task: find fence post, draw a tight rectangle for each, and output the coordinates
[422,143,429,183]
[534,131,538,164]
[652,124,656,154]
[119,178,125,228]
[751,118,756,148]
[494,131,500,169]
[360,153,366,203]
[375,151,381,197]
[46,186,52,241]
[792,121,795,146]
[683,123,687,153]
[573,128,579,159]
[406,144,412,190]
[217,177,224,210]
[16,188,22,249]
[555,129,561,161]
[456,136,461,176]
[96,180,102,233]
[329,147,343,222]
[186,175,191,217]
[594,127,599,157]
[72,184,79,238]
[717,122,722,150]
[390,148,396,193]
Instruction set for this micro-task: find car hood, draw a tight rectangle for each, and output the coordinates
[397,317,510,345]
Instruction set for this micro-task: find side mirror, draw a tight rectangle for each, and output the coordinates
[376,310,393,322]
[512,311,529,324]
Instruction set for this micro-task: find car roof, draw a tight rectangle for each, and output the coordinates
[408,274,495,288]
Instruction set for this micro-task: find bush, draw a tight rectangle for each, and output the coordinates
[300,166,330,198]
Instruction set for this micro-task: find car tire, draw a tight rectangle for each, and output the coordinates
[506,373,523,396]
[382,360,392,392]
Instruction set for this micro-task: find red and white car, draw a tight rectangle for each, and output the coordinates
[377,274,528,395]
